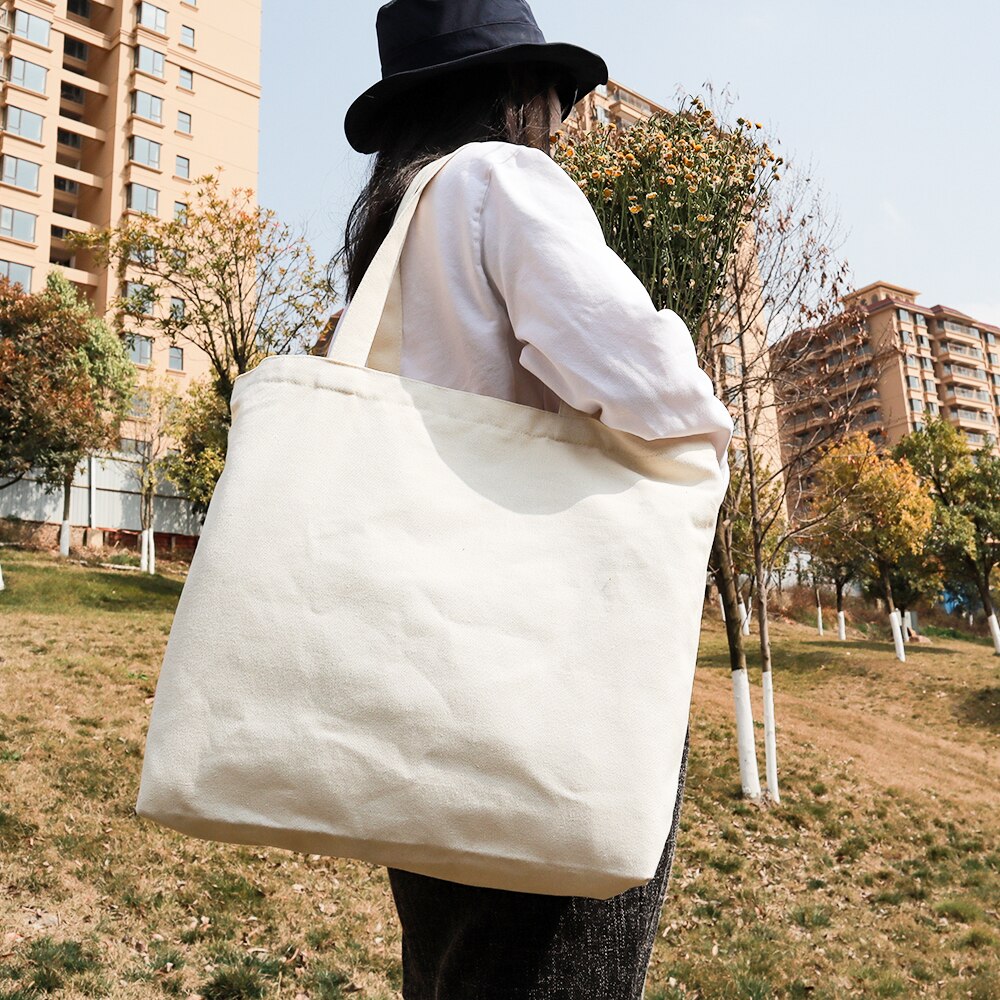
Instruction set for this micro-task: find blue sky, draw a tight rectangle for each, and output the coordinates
[260,1,1000,324]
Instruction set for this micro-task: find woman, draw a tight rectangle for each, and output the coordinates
[339,2,734,997]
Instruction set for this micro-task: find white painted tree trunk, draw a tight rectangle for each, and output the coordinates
[718,592,725,619]
[731,668,762,800]
[762,670,779,803]
[0,562,5,592]
[837,610,847,641]
[59,520,71,558]
[987,613,1000,656]
[140,529,149,573]
[148,531,156,575]
[817,605,824,636]
[889,610,906,662]
[903,610,913,635]
[738,600,751,636]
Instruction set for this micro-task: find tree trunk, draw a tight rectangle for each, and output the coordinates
[733,268,778,802]
[974,574,1000,656]
[59,472,73,558]
[836,579,847,641]
[711,516,762,800]
[0,561,5,592]
[881,565,905,662]
[815,586,824,636]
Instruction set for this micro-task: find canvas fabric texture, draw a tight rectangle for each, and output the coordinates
[136,151,728,899]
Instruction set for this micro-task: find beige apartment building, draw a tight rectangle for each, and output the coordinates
[0,0,260,542]
[566,80,783,476]
[780,280,1000,457]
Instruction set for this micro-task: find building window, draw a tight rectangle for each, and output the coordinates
[64,37,89,61]
[900,330,913,345]
[129,135,162,169]
[128,243,157,265]
[927,402,939,415]
[0,206,37,243]
[135,45,166,78]
[917,335,930,349]
[127,182,159,214]
[137,2,168,33]
[920,356,934,370]
[990,353,1000,367]
[180,25,195,47]
[0,259,33,290]
[169,296,185,320]
[132,90,164,123]
[54,176,80,195]
[14,11,52,46]
[906,375,920,390]
[168,345,184,370]
[1,155,41,192]
[129,334,153,366]
[179,67,194,90]
[61,82,85,105]
[923,379,935,393]
[175,155,190,179]
[915,314,927,327]
[68,0,92,17]
[10,58,48,95]
[909,398,924,412]
[124,280,154,314]
[173,200,188,221]
[4,106,44,143]
[177,110,192,134]
[58,128,83,149]
[897,308,912,324]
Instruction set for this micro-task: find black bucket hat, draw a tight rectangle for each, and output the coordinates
[345,0,608,153]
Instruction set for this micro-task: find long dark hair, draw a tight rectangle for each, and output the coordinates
[341,64,564,300]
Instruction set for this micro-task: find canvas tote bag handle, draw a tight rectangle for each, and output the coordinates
[328,153,459,369]
[328,149,580,419]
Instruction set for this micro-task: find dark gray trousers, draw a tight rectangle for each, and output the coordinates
[387,728,690,999]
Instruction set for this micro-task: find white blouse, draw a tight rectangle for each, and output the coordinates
[363,140,733,461]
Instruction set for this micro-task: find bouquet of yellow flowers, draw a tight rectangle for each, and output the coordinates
[554,95,780,345]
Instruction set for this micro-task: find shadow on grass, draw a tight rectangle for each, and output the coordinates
[954,687,1000,733]
[0,561,182,615]
[699,636,960,673]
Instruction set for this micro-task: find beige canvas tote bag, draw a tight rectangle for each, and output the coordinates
[136,150,728,899]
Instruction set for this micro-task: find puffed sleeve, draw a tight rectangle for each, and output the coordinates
[478,143,734,463]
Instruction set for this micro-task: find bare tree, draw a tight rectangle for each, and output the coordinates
[700,159,888,802]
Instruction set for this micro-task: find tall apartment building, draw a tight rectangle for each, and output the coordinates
[0,0,261,544]
[565,80,783,476]
[779,280,1000,456]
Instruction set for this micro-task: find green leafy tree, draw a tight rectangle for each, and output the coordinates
[162,379,230,519]
[0,272,133,557]
[896,419,1000,650]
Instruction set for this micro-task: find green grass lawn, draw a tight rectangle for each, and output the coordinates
[1,548,998,999]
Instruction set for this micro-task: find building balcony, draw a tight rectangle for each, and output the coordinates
[952,408,996,428]
[61,67,110,99]
[55,263,98,287]
[943,384,992,405]
[57,115,106,143]
[938,320,982,343]
[941,363,988,384]
[55,164,103,191]
[937,340,984,363]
